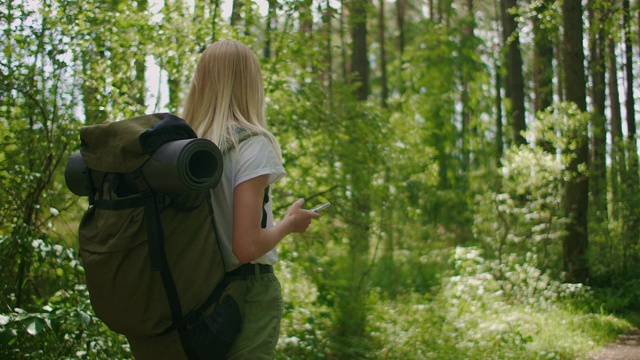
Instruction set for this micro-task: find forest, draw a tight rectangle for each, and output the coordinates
[1,0,639,358]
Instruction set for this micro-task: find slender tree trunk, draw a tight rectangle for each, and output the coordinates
[378,0,388,108]
[494,0,504,165]
[556,42,565,103]
[335,0,372,350]
[608,39,625,221]
[495,65,504,165]
[461,0,475,171]
[502,0,526,146]
[588,0,608,223]
[621,0,639,272]
[300,0,313,35]
[532,0,554,114]
[339,1,348,80]
[562,0,589,283]
[322,0,334,104]
[532,0,556,154]
[622,0,638,188]
[211,0,220,43]
[231,0,242,27]
[264,0,277,59]
[396,0,406,55]
[350,0,369,100]
[133,0,148,108]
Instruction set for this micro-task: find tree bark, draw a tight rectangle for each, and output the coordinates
[461,0,475,171]
[231,0,242,27]
[350,0,369,101]
[562,0,589,283]
[494,0,504,165]
[335,0,372,349]
[608,39,625,221]
[588,0,607,222]
[263,0,277,59]
[378,0,388,108]
[300,0,313,35]
[532,0,554,114]
[396,0,406,55]
[621,0,639,273]
[134,0,148,108]
[502,0,526,145]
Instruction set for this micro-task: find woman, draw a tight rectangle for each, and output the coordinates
[181,40,319,359]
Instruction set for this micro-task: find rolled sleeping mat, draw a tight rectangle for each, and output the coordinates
[141,138,223,193]
[65,139,223,196]
[65,152,94,196]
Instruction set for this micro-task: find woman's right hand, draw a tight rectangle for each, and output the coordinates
[284,198,320,233]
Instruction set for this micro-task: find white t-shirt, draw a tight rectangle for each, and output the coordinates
[210,135,286,272]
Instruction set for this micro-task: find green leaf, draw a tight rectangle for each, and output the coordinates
[25,317,46,336]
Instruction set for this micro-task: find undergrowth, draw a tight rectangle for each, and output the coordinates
[277,246,634,360]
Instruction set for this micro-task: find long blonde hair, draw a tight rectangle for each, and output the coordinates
[181,40,281,157]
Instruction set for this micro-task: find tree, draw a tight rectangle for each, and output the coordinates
[621,0,639,273]
[532,0,555,115]
[561,0,589,283]
[501,0,526,146]
[396,0,407,55]
[339,0,372,344]
[588,0,608,223]
[378,0,389,108]
[263,0,278,59]
[608,38,625,221]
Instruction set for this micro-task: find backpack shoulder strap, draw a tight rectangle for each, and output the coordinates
[221,128,271,229]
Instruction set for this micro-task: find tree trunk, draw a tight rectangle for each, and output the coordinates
[588,0,608,223]
[339,1,348,80]
[396,0,406,55]
[461,0,475,171]
[622,0,638,188]
[608,39,625,221]
[494,0,504,165]
[263,0,277,59]
[562,0,589,283]
[502,0,526,146]
[378,0,388,108]
[322,0,334,103]
[210,0,220,42]
[621,0,639,273]
[350,0,369,101]
[335,0,372,350]
[231,0,242,27]
[495,65,504,165]
[532,0,554,114]
[300,0,313,35]
[133,0,148,108]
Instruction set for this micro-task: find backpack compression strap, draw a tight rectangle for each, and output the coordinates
[126,170,201,359]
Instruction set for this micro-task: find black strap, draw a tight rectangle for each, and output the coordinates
[126,170,199,359]
[94,196,147,210]
[261,186,269,229]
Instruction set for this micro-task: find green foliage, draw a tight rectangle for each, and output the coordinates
[0,238,130,359]
[473,145,566,276]
[363,247,633,360]
[1,0,637,358]
[276,259,331,359]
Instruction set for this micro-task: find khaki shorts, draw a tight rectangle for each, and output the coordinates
[226,272,283,360]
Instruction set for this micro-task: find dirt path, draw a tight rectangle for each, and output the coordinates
[587,329,640,360]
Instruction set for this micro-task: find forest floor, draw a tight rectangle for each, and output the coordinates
[587,329,640,360]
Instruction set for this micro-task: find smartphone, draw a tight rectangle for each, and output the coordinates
[311,202,331,213]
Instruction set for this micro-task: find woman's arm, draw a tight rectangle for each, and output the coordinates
[232,174,319,264]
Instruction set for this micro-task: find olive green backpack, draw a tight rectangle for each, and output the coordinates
[65,113,246,360]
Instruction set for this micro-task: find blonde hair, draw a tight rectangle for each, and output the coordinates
[181,40,281,157]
